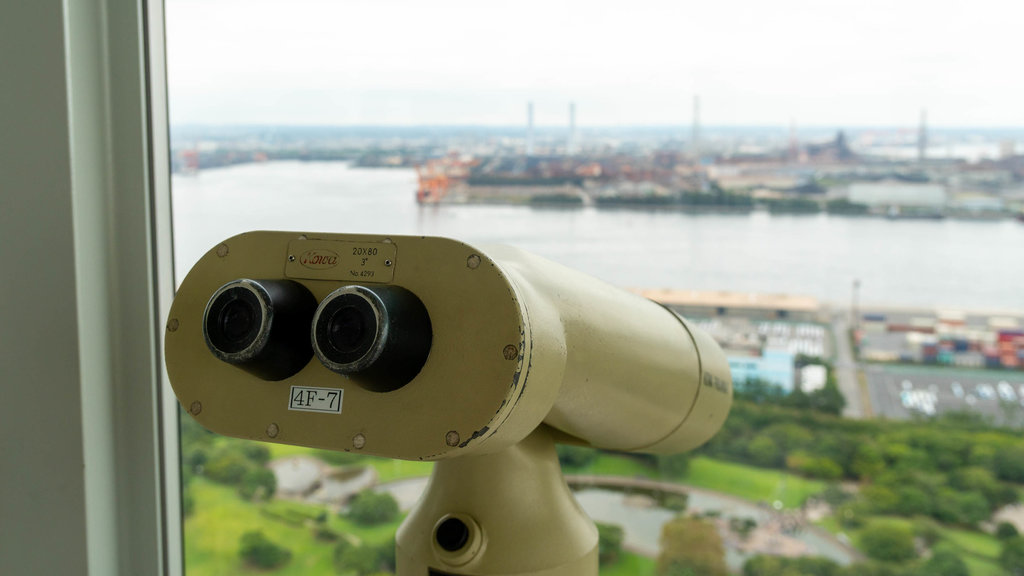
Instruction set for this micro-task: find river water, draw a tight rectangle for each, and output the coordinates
[172,161,1024,311]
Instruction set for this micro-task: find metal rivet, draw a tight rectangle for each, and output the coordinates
[353,433,367,449]
[503,345,519,360]
[467,255,481,269]
[446,431,461,447]
[384,259,393,267]
[288,255,295,262]
[382,238,393,244]
[167,318,179,332]
[266,423,279,438]
[297,234,308,240]
[189,401,202,415]
[216,244,229,257]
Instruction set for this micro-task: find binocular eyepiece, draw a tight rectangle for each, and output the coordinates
[203,279,432,391]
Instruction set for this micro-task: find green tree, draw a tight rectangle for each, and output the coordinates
[556,445,596,469]
[657,516,727,576]
[239,530,291,569]
[238,467,276,501]
[859,520,916,562]
[204,450,250,484]
[851,440,884,477]
[743,555,840,576]
[747,436,781,468]
[785,451,842,480]
[920,543,968,576]
[997,522,1020,540]
[1000,536,1024,576]
[336,544,381,576]
[995,446,1024,483]
[347,490,399,526]
[658,453,691,479]
[596,522,624,564]
[808,382,846,416]
[241,443,271,465]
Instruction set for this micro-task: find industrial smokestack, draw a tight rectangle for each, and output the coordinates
[918,109,928,163]
[568,102,577,156]
[692,95,701,160]
[527,101,535,156]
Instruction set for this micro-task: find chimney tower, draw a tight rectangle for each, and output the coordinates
[568,102,577,155]
[526,102,535,156]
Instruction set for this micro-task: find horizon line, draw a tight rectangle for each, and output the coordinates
[171,122,1024,131]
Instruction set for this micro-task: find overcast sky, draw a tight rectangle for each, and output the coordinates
[167,0,1023,127]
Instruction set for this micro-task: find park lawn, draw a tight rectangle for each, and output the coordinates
[600,551,656,575]
[961,555,1005,576]
[186,477,400,576]
[941,526,1002,560]
[367,456,434,483]
[681,456,826,509]
[568,452,825,509]
[842,516,1004,576]
[571,452,653,477]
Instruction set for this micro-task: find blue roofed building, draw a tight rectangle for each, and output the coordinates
[727,348,796,392]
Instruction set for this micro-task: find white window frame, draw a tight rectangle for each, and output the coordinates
[0,0,180,574]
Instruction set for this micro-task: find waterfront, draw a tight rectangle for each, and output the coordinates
[172,161,1024,312]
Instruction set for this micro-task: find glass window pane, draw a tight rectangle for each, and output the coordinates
[166,2,1024,575]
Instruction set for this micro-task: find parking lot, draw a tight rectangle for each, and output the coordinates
[866,364,1024,426]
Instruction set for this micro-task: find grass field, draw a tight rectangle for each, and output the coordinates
[186,477,401,576]
[681,456,826,509]
[600,552,656,575]
[834,515,1006,576]
[186,476,661,575]
[262,433,827,510]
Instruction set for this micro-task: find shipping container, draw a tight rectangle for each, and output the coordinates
[999,330,1024,343]
[989,316,1021,330]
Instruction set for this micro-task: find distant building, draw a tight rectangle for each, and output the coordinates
[638,289,821,322]
[800,364,828,393]
[728,348,795,392]
[848,182,946,209]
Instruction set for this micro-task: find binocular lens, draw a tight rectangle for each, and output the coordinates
[214,294,261,351]
[203,279,317,381]
[313,285,432,392]
[324,299,377,362]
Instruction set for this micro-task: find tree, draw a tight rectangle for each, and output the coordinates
[238,530,291,569]
[596,522,624,564]
[997,522,1020,540]
[729,517,757,541]
[347,490,399,526]
[743,555,840,576]
[995,446,1024,483]
[657,516,727,576]
[241,443,271,465]
[658,453,691,479]
[920,543,969,576]
[1001,536,1024,576]
[556,445,597,469]
[336,543,381,576]
[204,451,250,484]
[859,520,916,562]
[747,436,781,468]
[238,467,276,501]
[808,382,846,416]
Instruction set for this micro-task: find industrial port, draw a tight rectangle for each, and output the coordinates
[644,289,1024,427]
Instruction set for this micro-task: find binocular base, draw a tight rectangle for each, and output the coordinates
[395,428,599,576]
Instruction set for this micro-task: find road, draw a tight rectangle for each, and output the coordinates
[831,311,865,418]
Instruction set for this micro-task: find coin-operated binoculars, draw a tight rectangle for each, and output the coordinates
[166,231,732,576]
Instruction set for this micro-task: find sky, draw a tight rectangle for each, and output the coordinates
[166,0,1024,127]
